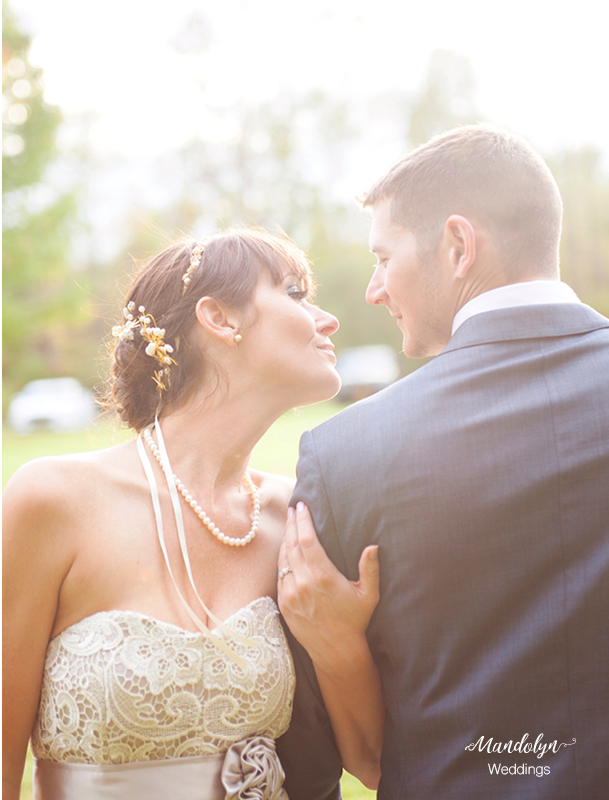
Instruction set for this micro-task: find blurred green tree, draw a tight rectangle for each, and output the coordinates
[305,198,403,355]
[2,1,83,409]
[135,88,407,363]
[170,90,357,236]
[549,148,609,316]
[11,33,602,407]
[408,49,478,147]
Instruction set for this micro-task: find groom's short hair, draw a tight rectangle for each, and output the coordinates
[362,124,563,276]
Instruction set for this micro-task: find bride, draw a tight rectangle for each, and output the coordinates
[2,229,384,799]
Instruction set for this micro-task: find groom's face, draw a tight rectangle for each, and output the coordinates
[367,199,453,358]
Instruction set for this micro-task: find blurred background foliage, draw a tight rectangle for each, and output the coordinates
[3,1,609,415]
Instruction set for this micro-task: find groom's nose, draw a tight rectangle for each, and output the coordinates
[366,266,388,306]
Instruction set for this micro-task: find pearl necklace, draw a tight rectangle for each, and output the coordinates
[143,427,260,547]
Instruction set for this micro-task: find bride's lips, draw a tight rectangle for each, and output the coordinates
[317,343,336,361]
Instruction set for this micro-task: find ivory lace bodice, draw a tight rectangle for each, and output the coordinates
[31,597,295,765]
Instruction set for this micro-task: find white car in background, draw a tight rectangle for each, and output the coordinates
[8,378,97,434]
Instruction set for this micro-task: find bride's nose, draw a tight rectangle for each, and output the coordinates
[313,306,339,337]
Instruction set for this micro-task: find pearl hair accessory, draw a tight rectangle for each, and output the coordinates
[182,238,209,294]
[143,427,260,547]
[112,303,177,394]
[111,301,138,342]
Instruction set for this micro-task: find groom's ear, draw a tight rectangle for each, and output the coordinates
[444,215,477,279]
[194,296,242,346]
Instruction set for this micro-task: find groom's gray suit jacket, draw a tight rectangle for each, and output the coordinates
[277,303,609,800]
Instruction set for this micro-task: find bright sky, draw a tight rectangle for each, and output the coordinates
[12,0,609,165]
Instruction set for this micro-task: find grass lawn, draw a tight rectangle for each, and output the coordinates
[2,401,341,486]
[4,401,376,799]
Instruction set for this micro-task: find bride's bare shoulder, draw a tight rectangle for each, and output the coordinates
[3,440,139,516]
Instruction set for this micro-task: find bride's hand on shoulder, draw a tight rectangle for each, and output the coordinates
[277,501,380,669]
[277,502,384,789]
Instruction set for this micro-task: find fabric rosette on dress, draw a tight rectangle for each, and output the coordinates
[222,736,288,799]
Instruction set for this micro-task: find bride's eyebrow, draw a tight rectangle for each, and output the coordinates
[283,272,308,287]
[281,268,316,297]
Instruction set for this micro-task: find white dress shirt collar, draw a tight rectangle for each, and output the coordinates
[452,280,581,335]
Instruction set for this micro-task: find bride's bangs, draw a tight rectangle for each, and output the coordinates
[230,228,315,297]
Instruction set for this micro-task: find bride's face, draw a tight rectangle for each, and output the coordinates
[241,269,341,408]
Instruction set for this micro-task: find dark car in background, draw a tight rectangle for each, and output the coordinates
[335,345,400,403]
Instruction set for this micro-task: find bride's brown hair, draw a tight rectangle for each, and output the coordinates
[109,228,312,432]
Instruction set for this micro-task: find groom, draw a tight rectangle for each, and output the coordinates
[277,125,609,799]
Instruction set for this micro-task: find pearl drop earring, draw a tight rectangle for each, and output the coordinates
[234,334,243,343]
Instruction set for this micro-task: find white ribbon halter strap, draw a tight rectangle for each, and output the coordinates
[136,418,259,668]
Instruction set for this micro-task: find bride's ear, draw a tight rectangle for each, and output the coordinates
[194,296,242,346]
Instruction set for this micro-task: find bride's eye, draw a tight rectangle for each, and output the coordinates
[286,285,308,301]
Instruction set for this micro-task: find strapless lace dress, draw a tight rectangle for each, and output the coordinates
[31,597,295,799]
[30,422,298,798]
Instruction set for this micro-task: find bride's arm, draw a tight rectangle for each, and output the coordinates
[2,461,75,800]
[277,502,384,790]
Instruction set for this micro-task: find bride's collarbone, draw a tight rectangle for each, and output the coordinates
[54,512,278,640]
[50,458,285,639]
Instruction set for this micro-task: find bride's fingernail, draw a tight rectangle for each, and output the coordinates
[297,501,305,513]
[287,506,294,518]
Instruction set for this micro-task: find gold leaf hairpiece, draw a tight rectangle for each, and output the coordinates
[112,302,177,395]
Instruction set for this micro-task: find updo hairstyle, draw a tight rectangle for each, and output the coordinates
[110,228,312,432]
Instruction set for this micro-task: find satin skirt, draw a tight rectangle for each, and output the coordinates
[33,735,289,799]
